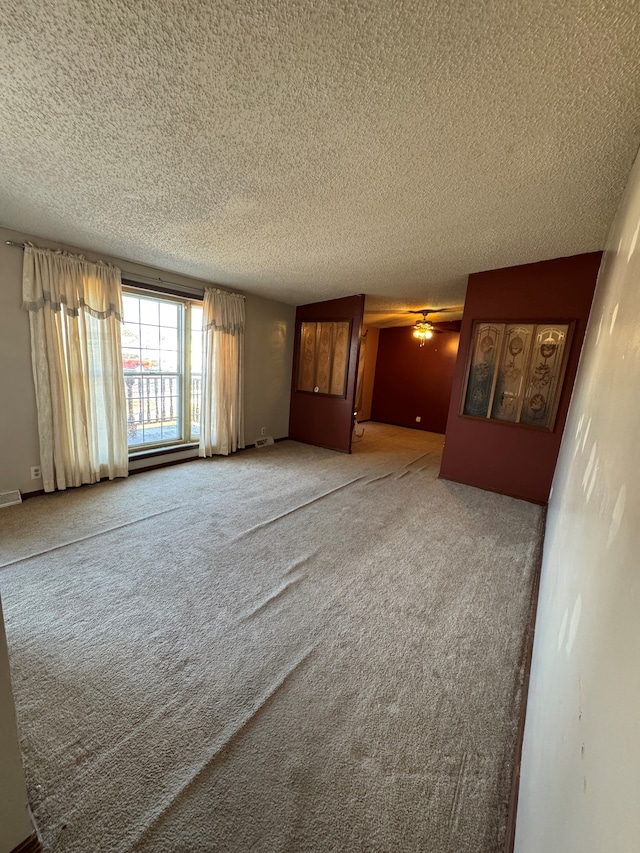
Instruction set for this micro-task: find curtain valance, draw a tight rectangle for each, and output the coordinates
[22,244,127,491]
[22,244,123,321]
[199,287,245,457]
[202,287,245,334]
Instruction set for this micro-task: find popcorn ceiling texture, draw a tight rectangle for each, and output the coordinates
[0,0,639,313]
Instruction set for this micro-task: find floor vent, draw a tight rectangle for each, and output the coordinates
[255,436,274,448]
[0,490,22,508]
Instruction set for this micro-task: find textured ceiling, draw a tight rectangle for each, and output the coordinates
[1,1,639,325]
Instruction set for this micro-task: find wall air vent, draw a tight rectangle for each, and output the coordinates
[0,490,22,508]
[255,436,274,448]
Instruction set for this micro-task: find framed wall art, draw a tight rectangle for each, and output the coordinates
[461,320,573,430]
[296,320,351,397]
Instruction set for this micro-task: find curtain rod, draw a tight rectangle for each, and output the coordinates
[5,241,244,299]
[4,240,204,292]
[6,241,202,292]
[120,271,204,296]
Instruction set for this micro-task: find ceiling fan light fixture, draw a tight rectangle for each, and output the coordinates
[413,320,433,345]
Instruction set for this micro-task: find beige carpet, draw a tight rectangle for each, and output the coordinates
[0,423,543,852]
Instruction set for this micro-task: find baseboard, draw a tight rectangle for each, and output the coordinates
[245,436,289,449]
[503,508,547,853]
[10,834,42,853]
[129,454,201,476]
[21,489,45,500]
[367,417,445,435]
[438,473,548,506]
[11,807,43,853]
[129,443,199,461]
[21,438,291,497]
[24,455,203,487]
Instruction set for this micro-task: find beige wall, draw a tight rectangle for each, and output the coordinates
[0,598,33,853]
[357,325,380,421]
[245,293,294,445]
[0,226,295,495]
[515,155,640,848]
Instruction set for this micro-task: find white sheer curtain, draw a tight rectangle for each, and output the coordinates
[22,245,128,492]
[199,287,245,457]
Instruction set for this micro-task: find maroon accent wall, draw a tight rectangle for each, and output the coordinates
[289,294,365,453]
[371,325,460,434]
[439,253,601,504]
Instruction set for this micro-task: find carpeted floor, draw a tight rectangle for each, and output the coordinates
[0,423,543,852]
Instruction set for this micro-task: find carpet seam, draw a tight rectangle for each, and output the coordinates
[0,506,186,569]
[123,646,317,852]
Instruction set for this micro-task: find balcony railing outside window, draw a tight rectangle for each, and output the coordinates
[190,373,201,438]
[121,290,202,449]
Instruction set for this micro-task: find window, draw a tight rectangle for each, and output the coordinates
[121,288,203,449]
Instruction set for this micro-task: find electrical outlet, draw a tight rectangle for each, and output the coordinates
[415,416,421,423]
[260,426,266,435]
[31,466,41,480]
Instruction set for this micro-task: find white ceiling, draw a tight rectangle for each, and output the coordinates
[1,1,639,326]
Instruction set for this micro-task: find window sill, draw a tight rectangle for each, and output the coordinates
[128,443,199,461]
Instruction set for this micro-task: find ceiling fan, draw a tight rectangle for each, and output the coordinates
[409,309,445,345]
